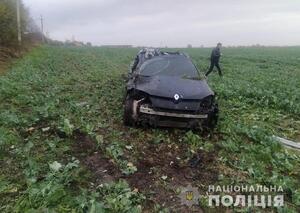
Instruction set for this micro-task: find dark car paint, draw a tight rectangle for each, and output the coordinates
[149,96,203,111]
[127,62,214,111]
[124,52,218,128]
[133,75,213,100]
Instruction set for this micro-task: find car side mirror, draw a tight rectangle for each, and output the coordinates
[128,73,134,79]
[129,72,139,79]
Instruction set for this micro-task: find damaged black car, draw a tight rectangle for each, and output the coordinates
[123,49,218,130]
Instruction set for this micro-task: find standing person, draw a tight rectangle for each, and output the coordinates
[205,43,223,77]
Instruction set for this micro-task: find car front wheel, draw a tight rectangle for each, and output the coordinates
[123,95,135,126]
[203,103,218,130]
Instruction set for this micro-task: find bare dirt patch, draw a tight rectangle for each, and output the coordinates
[72,130,121,184]
[0,63,9,75]
[124,141,219,212]
[71,129,219,212]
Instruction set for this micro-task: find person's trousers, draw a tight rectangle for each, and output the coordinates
[206,59,222,76]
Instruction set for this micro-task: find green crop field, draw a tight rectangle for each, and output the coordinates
[0,46,299,212]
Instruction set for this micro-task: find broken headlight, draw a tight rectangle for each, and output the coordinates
[200,95,213,109]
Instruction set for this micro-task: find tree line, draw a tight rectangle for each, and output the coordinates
[0,0,41,48]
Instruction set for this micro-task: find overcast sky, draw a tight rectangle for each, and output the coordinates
[23,0,300,47]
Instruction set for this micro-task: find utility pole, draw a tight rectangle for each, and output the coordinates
[40,15,45,43]
[16,0,22,46]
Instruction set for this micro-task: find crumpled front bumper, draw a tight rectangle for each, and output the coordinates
[139,105,208,119]
[137,104,214,128]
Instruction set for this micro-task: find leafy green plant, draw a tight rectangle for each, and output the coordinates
[183,131,214,152]
[59,118,75,136]
[97,180,144,212]
[106,142,124,160]
[16,159,80,211]
[106,142,137,175]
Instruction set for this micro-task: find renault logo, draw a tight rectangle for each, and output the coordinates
[174,94,180,101]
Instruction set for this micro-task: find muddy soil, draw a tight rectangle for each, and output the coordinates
[72,130,220,212]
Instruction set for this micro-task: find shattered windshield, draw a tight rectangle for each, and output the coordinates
[139,55,199,78]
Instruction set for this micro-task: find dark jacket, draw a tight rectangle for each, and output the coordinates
[211,47,221,61]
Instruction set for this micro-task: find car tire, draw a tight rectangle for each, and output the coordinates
[123,95,135,126]
[203,104,218,130]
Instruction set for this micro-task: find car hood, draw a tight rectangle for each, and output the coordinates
[135,75,214,100]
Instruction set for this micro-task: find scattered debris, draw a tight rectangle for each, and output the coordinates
[42,127,50,132]
[27,127,35,132]
[125,145,133,150]
[75,101,88,107]
[161,175,168,180]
